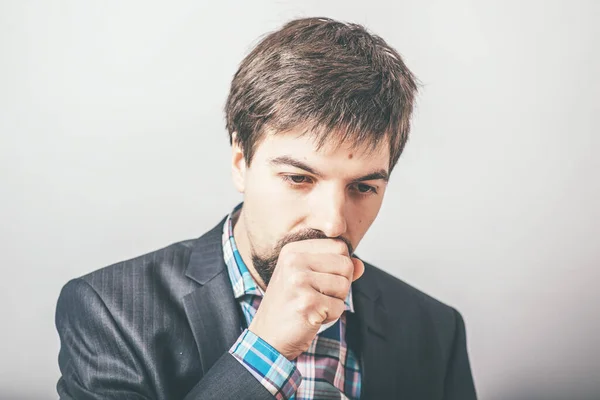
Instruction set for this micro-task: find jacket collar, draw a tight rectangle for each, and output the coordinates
[185,216,228,286]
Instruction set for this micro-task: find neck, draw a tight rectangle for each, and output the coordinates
[232,208,268,291]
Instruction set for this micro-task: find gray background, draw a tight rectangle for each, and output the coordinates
[1,1,598,399]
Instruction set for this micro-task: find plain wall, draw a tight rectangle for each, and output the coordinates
[1,1,598,399]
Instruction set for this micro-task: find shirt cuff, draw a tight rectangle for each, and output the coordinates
[229,328,302,400]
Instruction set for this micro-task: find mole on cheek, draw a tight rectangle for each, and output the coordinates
[348,153,353,159]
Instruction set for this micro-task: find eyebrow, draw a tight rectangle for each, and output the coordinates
[268,155,389,182]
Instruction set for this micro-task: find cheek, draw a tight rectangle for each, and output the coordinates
[350,210,376,232]
[348,196,384,238]
[244,174,302,246]
[247,175,297,214]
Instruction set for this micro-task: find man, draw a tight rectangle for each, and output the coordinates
[56,17,477,399]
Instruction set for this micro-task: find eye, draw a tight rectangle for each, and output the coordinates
[353,183,377,195]
[282,175,313,185]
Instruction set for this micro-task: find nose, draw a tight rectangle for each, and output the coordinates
[310,186,348,239]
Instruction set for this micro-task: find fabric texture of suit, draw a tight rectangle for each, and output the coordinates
[56,215,477,399]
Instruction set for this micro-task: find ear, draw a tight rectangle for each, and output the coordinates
[231,133,246,193]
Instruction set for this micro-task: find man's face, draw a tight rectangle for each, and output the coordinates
[231,130,390,286]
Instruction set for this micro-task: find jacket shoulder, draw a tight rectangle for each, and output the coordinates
[59,239,202,318]
[56,238,202,346]
[80,239,196,287]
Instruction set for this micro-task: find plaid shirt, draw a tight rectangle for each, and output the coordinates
[224,205,362,399]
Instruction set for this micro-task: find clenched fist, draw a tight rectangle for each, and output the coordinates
[248,238,365,360]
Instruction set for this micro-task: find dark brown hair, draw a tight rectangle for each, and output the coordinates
[225,17,418,171]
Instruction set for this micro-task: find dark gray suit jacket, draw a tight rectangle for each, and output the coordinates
[56,216,477,399]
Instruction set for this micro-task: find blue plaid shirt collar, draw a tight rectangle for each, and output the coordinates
[222,203,354,312]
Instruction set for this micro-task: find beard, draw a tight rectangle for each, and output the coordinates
[251,229,354,287]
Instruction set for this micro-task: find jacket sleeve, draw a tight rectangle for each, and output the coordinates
[443,309,478,400]
[182,352,277,400]
[56,278,274,400]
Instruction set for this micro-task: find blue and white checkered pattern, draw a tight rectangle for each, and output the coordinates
[230,329,303,399]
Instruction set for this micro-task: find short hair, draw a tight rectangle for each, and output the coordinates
[225,17,418,171]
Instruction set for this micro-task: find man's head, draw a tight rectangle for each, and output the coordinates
[225,17,418,286]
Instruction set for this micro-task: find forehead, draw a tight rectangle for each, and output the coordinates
[254,129,390,172]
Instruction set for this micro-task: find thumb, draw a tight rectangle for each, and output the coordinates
[351,257,365,281]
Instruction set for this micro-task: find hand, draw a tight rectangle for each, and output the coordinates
[248,238,365,360]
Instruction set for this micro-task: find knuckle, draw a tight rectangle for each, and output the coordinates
[289,270,306,286]
[340,275,351,293]
[282,251,301,268]
[334,280,350,299]
[279,242,297,257]
[341,256,354,276]
[332,241,348,255]
[296,291,317,314]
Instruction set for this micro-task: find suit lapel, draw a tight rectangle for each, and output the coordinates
[350,264,398,398]
[183,217,242,375]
